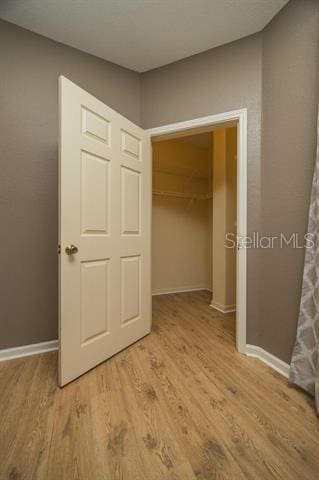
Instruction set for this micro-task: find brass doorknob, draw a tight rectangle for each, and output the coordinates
[65,244,78,255]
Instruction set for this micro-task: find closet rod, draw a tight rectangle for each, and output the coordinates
[152,189,213,200]
[153,168,211,180]
[152,189,194,199]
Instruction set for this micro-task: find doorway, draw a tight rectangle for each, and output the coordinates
[147,110,247,353]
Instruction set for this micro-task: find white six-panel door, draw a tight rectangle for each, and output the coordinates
[59,76,151,386]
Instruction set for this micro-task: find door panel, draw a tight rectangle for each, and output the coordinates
[121,166,141,235]
[82,107,110,144]
[120,129,141,160]
[59,76,151,386]
[81,151,110,235]
[80,259,110,344]
[121,255,141,325]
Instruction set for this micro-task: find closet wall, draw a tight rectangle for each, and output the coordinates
[211,127,237,312]
[152,138,212,295]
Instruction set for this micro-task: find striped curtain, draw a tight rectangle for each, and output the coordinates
[289,107,319,414]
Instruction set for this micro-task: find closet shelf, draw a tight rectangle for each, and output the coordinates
[153,166,212,180]
[152,189,213,201]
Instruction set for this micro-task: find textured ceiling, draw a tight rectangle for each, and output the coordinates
[0,0,288,72]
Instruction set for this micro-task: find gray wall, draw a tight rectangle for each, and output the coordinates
[260,0,319,362]
[1,0,319,363]
[141,34,264,346]
[140,0,319,362]
[0,20,140,349]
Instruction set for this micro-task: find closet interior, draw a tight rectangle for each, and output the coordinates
[152,123,238,318]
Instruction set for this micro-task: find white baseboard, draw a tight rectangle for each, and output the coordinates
[0,338,290,384]
[0,339,58,362]
[152,285,212,296]
[0,339,290,383]
[210,300,236,314]
[245,344,290,378]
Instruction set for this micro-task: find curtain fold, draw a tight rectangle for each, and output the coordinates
[289,107,319,414]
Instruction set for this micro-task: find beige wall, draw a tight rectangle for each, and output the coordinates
[212,127,237,310]
[225,127,237,307]
[212,129,228,307]
[0,19,140,349]
[260,0,319,362]
[152,139,212,294]
[141,33,263,344]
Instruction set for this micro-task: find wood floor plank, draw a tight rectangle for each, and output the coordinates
[0,291,318,480]
[161,292,318,427]
[148,303,313,478]
[130,341,250,480]
[158,293,319,456]
[137,330,290,480]
[89,359,148,480]
[115,349,196,479]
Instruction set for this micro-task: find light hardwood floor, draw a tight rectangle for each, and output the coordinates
[1,291,319,480]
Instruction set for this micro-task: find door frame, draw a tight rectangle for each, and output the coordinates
[146,108,247,353]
